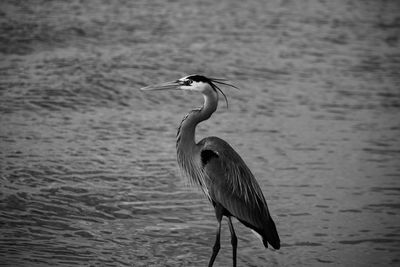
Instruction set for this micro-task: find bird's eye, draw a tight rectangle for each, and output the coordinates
[183,80,193,86]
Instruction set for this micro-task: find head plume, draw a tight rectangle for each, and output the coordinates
[184,74,239,108]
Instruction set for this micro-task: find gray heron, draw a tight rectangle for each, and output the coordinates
[141,74,280,266]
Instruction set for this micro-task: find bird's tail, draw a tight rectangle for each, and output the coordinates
[262,217,280,250]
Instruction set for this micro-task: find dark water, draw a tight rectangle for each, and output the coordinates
[1,0,400,266]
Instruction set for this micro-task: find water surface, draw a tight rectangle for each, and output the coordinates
[1,0,399,266]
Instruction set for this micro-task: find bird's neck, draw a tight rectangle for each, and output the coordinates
[176,91,218,153]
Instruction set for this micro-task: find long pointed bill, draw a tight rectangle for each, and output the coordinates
[140,80,180,91]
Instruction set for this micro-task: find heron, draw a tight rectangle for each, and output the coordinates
[141,74,280,266]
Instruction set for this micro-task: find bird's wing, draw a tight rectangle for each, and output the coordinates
[198,137,270,223]
[198,136,280,248]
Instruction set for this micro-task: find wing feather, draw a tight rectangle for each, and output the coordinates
[197,136,280,249]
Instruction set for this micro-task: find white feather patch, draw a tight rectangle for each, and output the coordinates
[251,229,263,245]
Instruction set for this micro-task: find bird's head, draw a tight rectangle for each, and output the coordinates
[140,74,238,107]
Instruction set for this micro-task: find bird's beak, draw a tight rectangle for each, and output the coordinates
[140,80,180,91]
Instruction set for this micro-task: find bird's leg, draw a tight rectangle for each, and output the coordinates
[208,220,221,267]
[208,206,223,267]
[227,216,238,267]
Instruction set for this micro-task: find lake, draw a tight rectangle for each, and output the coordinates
[1,0,399,266]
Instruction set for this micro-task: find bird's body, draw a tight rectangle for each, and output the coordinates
[196,136,280,249]
[141,74,280,266]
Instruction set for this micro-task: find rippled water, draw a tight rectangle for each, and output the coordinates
[1,0,400,266]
